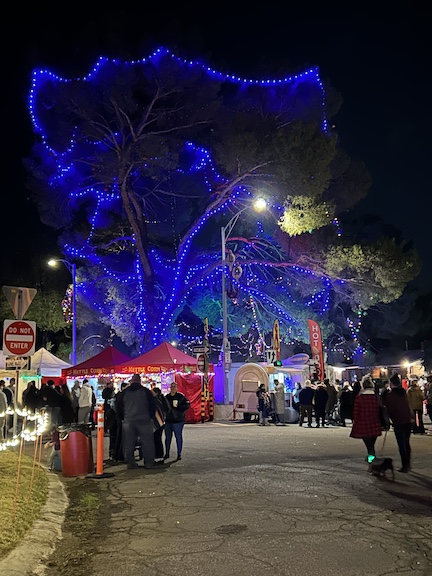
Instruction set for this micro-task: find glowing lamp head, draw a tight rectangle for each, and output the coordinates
[253,198,267,212]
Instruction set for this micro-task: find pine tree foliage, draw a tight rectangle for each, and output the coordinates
[25,49,420,357]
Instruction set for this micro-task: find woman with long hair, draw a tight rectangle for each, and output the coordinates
[22,380,39,413]
[151,387,170,464]
[71,380,81,422]
[59,383,75,424]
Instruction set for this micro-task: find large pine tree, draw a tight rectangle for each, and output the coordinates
[25,48,420,358]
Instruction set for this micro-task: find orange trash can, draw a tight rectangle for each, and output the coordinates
[59,424,94,477]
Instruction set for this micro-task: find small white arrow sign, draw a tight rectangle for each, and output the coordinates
[5,356,31,370]
[193,345,210,355]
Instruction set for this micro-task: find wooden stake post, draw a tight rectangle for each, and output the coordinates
[201,318,213,423]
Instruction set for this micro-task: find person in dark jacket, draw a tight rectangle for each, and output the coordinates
[22,380,39,413]
[152,387,170,464]
[164,382,190,461]
[256,383,271,426]
[59,383,75,424]
[314,383,328,428]
[116,374,158,469]
[339,383,354,427]
[102,381,115,432]
[350,378,382,462]
[352,380,361,400]
[406,379,425,434]
[111,381,130,462]
[2,379,14,434]
[298,380,315,427]
[324,379,337,425]
[381,373,414,473]
[89,385,97,430]
[41,380,62,426]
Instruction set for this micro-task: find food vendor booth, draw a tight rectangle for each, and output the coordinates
[116,342,214,423]
[61,345,132,401]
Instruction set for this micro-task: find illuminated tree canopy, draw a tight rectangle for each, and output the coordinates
[25,48,420,359]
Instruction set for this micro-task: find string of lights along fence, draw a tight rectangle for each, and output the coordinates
[0,408,48,451]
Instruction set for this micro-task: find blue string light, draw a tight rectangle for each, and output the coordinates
[28,46,339,354]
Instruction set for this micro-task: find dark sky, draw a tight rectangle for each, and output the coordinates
[4,5,431,290]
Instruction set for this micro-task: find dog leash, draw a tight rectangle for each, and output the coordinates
[380,430,388,455]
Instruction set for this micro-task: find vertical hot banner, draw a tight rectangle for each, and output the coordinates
[307,319,324,381]
[272,319,281,361]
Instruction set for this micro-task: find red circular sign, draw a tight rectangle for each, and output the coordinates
[197,354,206,372]
[3,320,35,356]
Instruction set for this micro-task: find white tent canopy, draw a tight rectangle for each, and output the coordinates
[30,347,71,376]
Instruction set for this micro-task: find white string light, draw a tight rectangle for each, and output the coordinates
[0,408,49,451]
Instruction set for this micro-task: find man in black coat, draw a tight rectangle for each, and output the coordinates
[102,381,115,433]
[116,374,158,469]
[41,380,62,426]
[298,380,315,427]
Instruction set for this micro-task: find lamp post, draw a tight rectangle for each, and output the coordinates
[221,198,267,405]
[48,259,77,365]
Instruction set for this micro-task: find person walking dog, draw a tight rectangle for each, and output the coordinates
[350,377,382,464]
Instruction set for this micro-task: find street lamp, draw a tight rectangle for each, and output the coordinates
[48,258,77,365]
[221,198,267,404]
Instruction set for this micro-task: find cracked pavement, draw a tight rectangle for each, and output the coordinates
[6,420,432,575]
[89,422,432,575]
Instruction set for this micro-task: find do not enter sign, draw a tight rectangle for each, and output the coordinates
[3,320,36,356]
[196,353,206,372]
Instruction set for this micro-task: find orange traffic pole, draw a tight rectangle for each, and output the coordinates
[96,405,104,475]
[86,404,114,479]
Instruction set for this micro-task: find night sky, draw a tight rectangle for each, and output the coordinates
[3,6,431,291]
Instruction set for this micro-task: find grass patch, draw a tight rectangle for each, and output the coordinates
[0,449,48,560]
[66,488,101,532]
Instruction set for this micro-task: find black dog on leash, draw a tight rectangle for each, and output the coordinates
[369,457,395,481]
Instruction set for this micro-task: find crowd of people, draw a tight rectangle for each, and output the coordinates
[1,373,191,472]
[1,377,92,438]
[20,378,97,428]
[349,373,423,473]
[257,377,352,428]
[102,375,190,469]
[2,369,430,475]
[255,373,432,474]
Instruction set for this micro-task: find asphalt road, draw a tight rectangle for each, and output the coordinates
[5,420,432,575]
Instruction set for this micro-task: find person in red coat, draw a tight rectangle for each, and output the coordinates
[350,377,382,462]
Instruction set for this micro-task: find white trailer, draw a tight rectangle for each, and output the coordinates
[233,362,309,421]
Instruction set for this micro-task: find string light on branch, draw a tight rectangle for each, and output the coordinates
[61,284,73,323]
